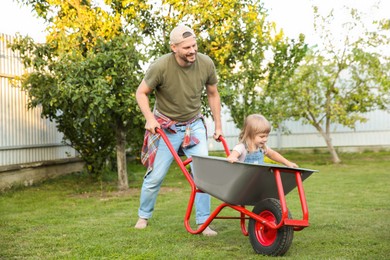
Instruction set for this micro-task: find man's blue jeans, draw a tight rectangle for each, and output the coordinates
[138,119,210,224]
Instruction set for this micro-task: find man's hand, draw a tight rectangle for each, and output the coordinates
[145,118,160,134]
[213,129,223,141]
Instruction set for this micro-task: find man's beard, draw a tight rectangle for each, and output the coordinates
[179,52,197,64]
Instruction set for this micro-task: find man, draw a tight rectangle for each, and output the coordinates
[134,24,223,236]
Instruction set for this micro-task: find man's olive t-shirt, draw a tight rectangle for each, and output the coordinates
[144,52,218,122]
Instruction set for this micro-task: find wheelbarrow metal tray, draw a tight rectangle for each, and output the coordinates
[192,155,316,206]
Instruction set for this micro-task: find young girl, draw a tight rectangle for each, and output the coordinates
[227,114,298,168]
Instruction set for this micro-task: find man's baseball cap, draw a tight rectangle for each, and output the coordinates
[169,25,196,45]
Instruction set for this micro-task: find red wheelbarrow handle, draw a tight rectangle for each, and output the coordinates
[217,135,231,156]
[155,127,231,156]
[154,127,236,234]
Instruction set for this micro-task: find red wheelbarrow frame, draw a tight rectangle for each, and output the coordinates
[156,128,311,236]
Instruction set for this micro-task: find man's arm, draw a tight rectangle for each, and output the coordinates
[135,80,160,134]
[206,83,223,140]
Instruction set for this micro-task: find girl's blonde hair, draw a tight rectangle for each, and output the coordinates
[239,114,271,144]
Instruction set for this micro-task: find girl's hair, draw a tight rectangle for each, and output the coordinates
[239,114,271,144]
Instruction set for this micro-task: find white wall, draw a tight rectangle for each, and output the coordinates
[0,33,77,166]
[206,108,390,152]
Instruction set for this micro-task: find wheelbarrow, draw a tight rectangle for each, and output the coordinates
[156,128,317,256]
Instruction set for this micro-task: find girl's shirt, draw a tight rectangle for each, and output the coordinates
[232,143,268,164]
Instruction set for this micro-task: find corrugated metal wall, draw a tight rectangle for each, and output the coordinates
[0,33,77,166]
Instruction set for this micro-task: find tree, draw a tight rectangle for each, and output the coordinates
[11,0,149,189]
[262,6,390,163]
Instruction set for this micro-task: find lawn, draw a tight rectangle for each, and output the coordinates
[1,151,389,259]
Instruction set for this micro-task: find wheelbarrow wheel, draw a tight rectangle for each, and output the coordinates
[248,198,294,256]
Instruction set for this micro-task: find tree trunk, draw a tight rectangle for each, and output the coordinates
[116,122,129,190]
[312,120,341,164]
[323,132,341,164]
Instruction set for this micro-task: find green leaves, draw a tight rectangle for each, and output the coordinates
[11,14,146,175]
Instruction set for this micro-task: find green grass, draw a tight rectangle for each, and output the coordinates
[1,151,390,259]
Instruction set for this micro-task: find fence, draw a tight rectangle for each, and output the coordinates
[0,33,78,167]
[206,108,390,152]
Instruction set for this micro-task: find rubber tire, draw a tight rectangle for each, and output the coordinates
[248,198,294,256]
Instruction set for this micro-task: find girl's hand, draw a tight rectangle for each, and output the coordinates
[286,161,298,168]
[227,155,239,163]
